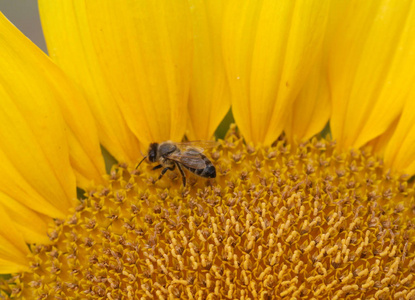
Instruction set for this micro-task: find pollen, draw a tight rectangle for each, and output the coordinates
[2,127,415,299]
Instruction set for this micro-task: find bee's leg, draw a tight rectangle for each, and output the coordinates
[157,165,175,181]
[175,162,186,187]
[152,164,163,170]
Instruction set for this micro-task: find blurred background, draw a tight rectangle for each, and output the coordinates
[0,1,47,52]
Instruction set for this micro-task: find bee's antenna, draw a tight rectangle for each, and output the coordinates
[135,156,148,170]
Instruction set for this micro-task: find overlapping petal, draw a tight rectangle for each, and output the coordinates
[0,14,105,191]
[0,204,30,274]
[223,0,330,145]
[328,0,415,149]
[285,58,330,142]
[187,0,231,140]
[384,95,415,175]
[0,191,51,244]
[39,0,193,156]
[0,14,75,218]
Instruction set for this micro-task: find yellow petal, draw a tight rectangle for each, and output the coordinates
[0,14,79,217]
[0,204,30,274]
[50,71,107,189]
[223,0,330,145]
[0,192,51,244]
[384,97,415,175]
[39,0,192,154]
[187,0,231,140]
[366,116,400,157]
[328,0,415,149]
[285,57,330,142]
[0,14,105,190]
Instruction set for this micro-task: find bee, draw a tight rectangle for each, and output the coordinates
[136,141,218,187]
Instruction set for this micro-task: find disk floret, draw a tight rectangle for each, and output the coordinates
[2,129,415,299]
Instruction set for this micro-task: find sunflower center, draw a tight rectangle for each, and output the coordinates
[2,128,415,299]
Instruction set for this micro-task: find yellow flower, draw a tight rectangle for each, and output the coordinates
[1,0,415,298]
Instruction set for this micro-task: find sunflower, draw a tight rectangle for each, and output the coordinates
[1,0,415,299]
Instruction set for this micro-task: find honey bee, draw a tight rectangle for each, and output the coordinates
[137,141,218,187]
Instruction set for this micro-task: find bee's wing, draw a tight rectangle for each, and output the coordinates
[168,151,207,169]
[175,140,219,153]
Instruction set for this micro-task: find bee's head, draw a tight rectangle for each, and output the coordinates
[148,143,159,162]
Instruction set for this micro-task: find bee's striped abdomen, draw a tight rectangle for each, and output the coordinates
[183,154,216,178]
